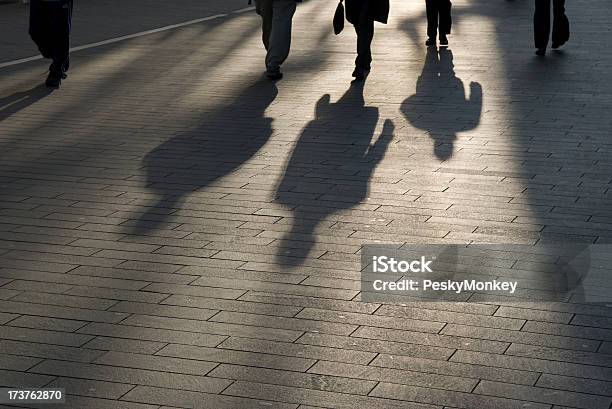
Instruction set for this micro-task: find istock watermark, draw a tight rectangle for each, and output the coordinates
[360,244,612,304]
[372,256,433,273]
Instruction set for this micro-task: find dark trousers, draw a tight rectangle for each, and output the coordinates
[255,0,296,70]
[352,0,375,69]
[425,0,452,38]
[29,0,73,76]
[534,0,568,49]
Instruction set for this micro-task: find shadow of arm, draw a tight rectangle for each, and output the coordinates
[365,119,394,162]
[466,81,483,129]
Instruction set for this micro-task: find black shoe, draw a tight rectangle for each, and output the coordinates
[425,37,436,46]
[45,72,61,88]
[439,35,448,46]
[551,42,562,49]
[535,48,546,56]
[266,68,283,80]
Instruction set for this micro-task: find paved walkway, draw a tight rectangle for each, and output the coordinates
[1,0,612,408]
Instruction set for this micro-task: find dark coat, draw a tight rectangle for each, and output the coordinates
[345,0,390,25]
[29,0,73,60]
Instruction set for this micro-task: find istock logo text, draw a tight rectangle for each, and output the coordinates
[372,256,433,273]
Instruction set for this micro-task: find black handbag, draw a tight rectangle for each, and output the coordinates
[553,14,570,46]
[333,0,345,35]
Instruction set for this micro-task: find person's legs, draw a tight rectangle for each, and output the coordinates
[265,0,296,72]
[255,0,274,51]
[355,0,374,71]
[48,0,72,78]
[551,0,568,48]
[534,0,551,53]
[438,0,452,37]
[29,0,53,59]
[41,0,72,87]
[425,0,438,42]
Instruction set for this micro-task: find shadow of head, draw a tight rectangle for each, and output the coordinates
[274,82,394,267]
[401,47,482,161]
[128,79,278,235]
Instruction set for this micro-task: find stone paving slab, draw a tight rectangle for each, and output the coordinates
[1,0,612,408]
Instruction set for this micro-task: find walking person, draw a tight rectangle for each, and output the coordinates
[254,0,301,80]
[534,0,569,56]
[29,0,74,88]
[425,0,452,46]
[345,0,389,80]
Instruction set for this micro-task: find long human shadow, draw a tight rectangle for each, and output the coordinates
[397,0,612,388]
[464,1,611,292]
[0,8,264,181]
[0,84,52,123]
[399,1,611,291]
[447,1,612,241]
[402,47,482,161]
[126,0,336,236]
[128,79,278,234]
[274,83,394,267]
[461,1,612,389]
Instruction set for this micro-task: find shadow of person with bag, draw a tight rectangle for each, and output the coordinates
[402,47,482,161]
[274,82,394,267]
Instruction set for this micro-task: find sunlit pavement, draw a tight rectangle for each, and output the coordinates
[1,0,612,408]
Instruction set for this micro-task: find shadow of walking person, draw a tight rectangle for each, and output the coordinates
[129,79,278,235]
[0,84,53,123]
[275,82,394,267]
[402,47,482,161]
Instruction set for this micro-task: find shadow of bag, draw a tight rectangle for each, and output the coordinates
[333,0,345,35]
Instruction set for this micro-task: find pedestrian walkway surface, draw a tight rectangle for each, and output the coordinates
[1,0,612,408]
